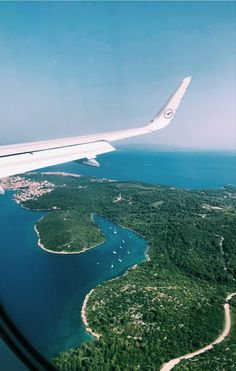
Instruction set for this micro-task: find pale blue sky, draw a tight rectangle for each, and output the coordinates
[0,1,235,149]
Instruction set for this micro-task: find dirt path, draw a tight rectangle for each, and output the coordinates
[160,292,236,371]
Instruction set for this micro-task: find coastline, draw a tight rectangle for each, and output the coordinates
[10,173,149,259]
[80,263,146,341]
[34,221,105,255]
[13,180,150,347]
[34,211,150,260]
[81,289,101,340]
[34,211,149,341]
[25,193,149,343]
[80,235,148,342]
[8,189,149,352]
[97,214,151,263]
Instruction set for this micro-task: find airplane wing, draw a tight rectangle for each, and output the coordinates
[0,77,192,178]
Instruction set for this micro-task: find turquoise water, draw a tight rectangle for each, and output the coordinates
[0,192,147,359]
[1,148,236,366]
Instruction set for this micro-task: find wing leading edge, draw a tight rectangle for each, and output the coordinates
[0,77,192,178]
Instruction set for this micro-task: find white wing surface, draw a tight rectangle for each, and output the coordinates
[0,77,191,178]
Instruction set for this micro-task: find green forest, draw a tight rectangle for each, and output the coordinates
[21,173,236,370]
[175,295,236,370]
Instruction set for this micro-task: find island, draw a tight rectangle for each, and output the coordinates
[1,172,235,370]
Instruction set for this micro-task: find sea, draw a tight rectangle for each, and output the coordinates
[44,146,236,189]
[0,147,235,370]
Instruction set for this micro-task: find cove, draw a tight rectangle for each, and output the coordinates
[0,192,147,359]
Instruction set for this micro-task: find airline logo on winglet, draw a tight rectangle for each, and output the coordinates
[164,108,174,119]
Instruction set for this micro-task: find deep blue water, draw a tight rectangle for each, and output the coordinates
[0,148,235,369]
[44,147,236,189]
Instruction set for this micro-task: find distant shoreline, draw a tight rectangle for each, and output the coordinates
[117,144,236,154]
[30,171,82,178]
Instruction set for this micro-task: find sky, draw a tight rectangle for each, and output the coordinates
[0,1,235,150]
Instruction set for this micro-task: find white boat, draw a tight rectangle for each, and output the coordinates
[111,264,114,268]
[114,228,117,234]
[122,239,125,243]
[118,258,122,262]
[113,251,117,254]
[119,246,122,249]
[97,262,100,265]
[127,251,130,254]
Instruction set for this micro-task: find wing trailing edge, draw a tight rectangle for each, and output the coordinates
[0,141,115,178]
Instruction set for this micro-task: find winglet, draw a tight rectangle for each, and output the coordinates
[147,76,192,132]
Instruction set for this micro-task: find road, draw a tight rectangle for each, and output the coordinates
[160,292,236,371]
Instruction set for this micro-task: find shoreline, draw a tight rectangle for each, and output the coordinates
[160,292,236,371]
[80,236,148,342]
[34,212,148,343]
[23,194,150,343]
[81,289,101,340]
[97,214,151,262]
[34,211,150,261]
[34,221,105,255]
[15,190,149,346]
[80,262,147,342]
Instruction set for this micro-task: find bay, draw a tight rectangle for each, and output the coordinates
[0,192,147,359]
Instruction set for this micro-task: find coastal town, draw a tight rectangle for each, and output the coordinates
[0,172,117,203]
[0,175,55,203]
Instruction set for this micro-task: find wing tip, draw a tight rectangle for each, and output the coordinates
[183,76,192,85]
